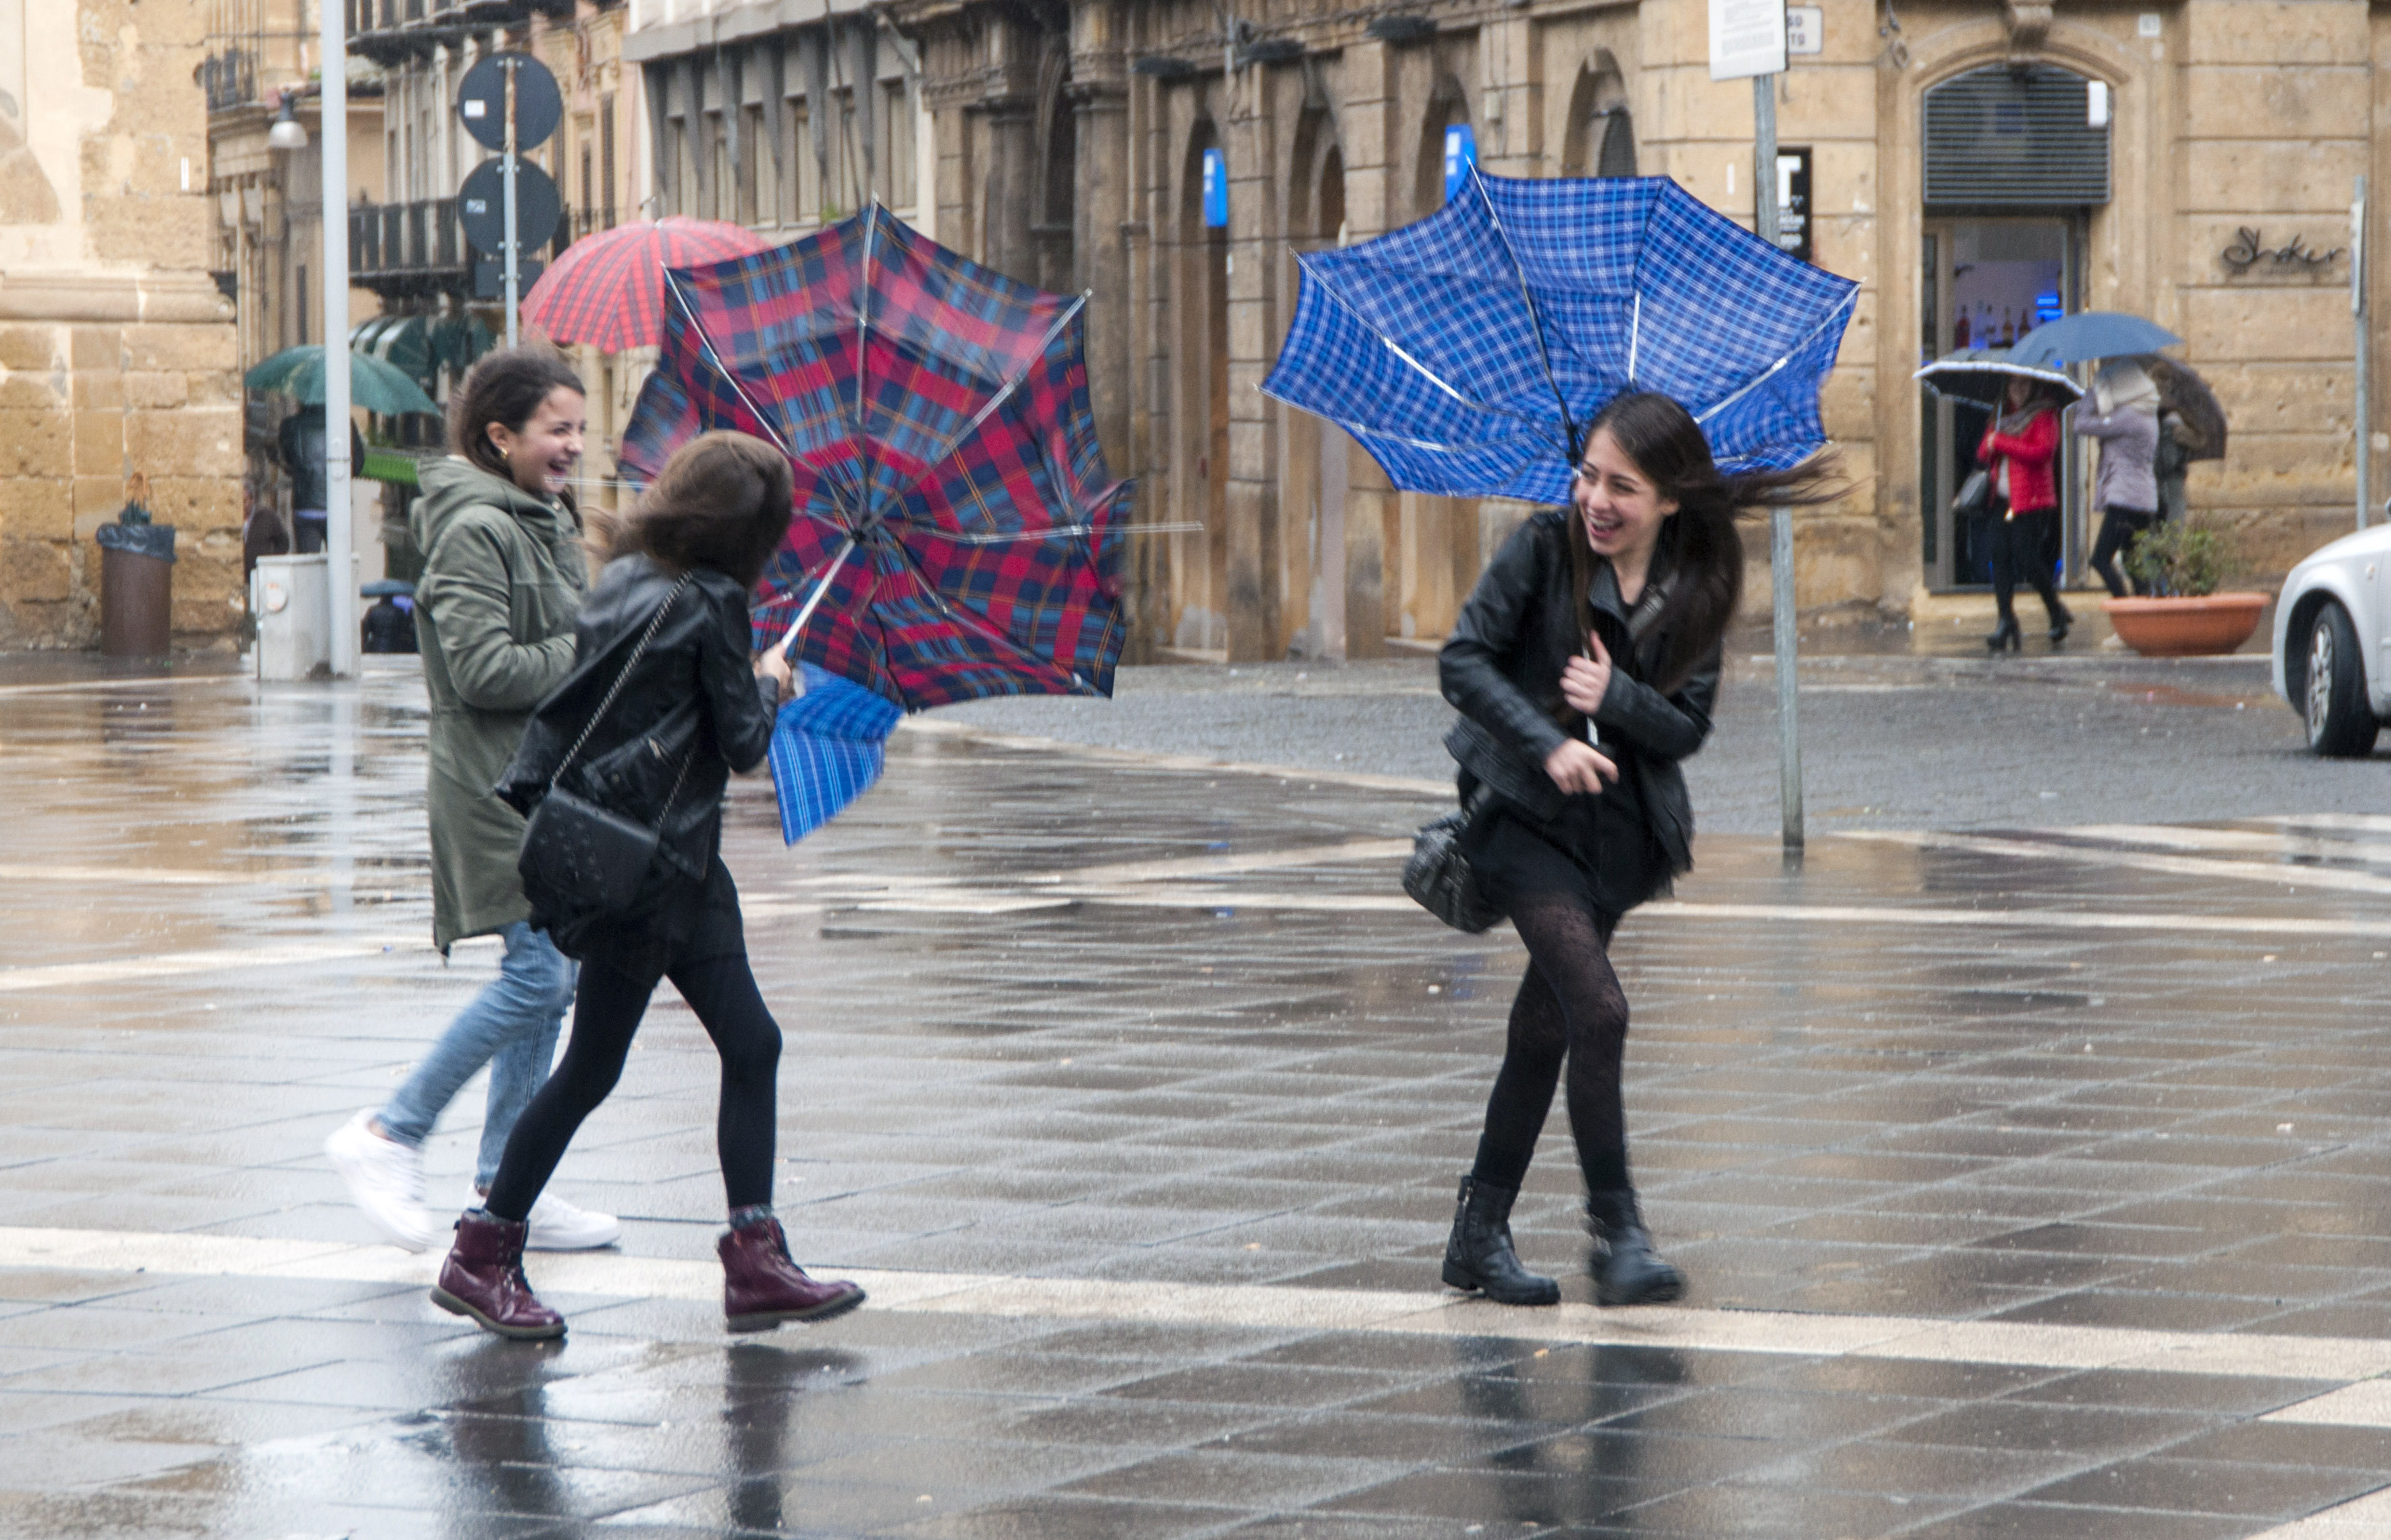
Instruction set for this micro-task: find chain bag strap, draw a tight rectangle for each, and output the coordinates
[518,574,696,935]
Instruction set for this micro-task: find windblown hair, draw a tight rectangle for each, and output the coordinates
[1569,391,1843,693]
[601,431,793,592]
[447,347,585,486]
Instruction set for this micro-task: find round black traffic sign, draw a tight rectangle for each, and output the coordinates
[456,52,561,153]
[458,157,561,258]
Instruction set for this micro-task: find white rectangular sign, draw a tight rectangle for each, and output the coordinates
[1786,6,1823,55]
[1711,0,1788,80]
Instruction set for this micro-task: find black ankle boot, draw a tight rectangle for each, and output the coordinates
[1985,617,2021,653]
[1442,1175,1560,1306]
[1586,1189,1685,1307]
[2048,605,2073,645]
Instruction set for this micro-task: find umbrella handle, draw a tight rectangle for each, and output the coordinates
[776,537,857,660]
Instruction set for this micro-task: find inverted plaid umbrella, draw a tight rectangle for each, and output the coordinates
[767,664,902,846]
[1261,171,1859,499]
[622,202,1132,713]
[520,217,773,352]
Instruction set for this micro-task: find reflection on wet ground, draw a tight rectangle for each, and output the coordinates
[3,662,2391,1537]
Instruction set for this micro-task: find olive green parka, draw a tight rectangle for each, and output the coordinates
[411,456,589,952]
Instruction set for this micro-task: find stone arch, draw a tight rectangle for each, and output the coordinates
[1417,74,1471,217]
[1560,51,1635,178]
[1030,38,1076,294]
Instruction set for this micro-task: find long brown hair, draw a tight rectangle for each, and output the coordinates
[447,346,584,487]
[1568,392,1842,692]
[600,431,794,591]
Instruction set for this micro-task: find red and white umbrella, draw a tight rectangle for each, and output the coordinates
[519,217,773,352]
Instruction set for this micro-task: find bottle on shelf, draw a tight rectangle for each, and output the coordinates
[2000,307,2016,347]
[1954,307,1971,349]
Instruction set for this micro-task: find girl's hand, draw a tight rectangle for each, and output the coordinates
[1561,634,1614,716]
[1543,739,1618,797]
[755,644,795,704]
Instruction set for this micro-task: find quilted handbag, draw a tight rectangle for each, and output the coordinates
[1402,788,1503,934]
[517,575,692,927]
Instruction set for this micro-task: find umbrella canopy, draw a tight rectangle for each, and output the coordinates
[1914,348,2086,408]
[2129,353,2228,462]
[622,202,1133,711]
[767,663,902,845]
[2010,310,2180,370]
[520,217,775,352]
[1259,171,1859,501]
[245,344,441,416]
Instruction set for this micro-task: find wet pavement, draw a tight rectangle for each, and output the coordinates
[5,657,2391,1537]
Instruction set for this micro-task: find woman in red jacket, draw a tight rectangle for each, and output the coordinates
[1978,375,2072,652]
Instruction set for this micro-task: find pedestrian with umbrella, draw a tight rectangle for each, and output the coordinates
[1263,171,1853,1307]
[2077,359,2164,599]
[431,430,863,1340]
[1979,373,2072,651]
[323,347,620,1257]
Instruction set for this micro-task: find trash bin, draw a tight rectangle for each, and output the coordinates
[96,503,175,657]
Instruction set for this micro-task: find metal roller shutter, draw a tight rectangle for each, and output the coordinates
[1924,65,2110,208]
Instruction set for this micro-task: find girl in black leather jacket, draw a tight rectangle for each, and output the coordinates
[1437,392,1837,1310]
[433,432,866,1341]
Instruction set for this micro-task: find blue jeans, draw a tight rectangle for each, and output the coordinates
[379,922,576,1190]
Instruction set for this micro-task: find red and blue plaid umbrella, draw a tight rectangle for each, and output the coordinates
[622,204,1133,711]
[519,217,772,352]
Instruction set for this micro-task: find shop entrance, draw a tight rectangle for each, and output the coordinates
[1919,217,2081,589]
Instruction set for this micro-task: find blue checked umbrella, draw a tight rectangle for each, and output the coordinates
[767,664,904,846]
[1261,171,1859,499]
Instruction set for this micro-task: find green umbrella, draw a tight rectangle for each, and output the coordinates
[244,344,441,416]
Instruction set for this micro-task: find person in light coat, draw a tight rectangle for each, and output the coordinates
[2077,360,2163,599]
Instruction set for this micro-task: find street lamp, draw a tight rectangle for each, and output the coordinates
[267,94,308,152]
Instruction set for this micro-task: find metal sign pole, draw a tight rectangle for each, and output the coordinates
[319,0,355,678]
[503,57,520,350]
[1755,72,1803,852]
[2357,174,2370,530]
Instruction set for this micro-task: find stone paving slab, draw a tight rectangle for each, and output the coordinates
[5,665,2391,1534]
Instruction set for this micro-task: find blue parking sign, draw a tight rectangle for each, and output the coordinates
[1443,124,1477,200]
[1203,147,1228,229]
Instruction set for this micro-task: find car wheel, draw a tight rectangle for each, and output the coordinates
[2303,601,2380,758]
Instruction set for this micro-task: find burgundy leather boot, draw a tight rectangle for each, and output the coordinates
[719,1218,864,1333]
[431,1211,565,1340]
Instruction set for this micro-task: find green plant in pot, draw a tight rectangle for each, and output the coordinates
[2104,519,2267,656]
[2122,520,2229,598]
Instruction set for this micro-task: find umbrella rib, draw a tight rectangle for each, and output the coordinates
[774,536,860,659]
[1693,289,1859,429]
[856,203,880,518]
[663,267,857,528]
[1468,162,1578,461]
[1295,257,1545,430]
[1253,383,1540,458]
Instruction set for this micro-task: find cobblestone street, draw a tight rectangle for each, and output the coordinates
[6,657,2391,1537]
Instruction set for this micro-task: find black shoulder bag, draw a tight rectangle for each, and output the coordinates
[516,575,694,927]
[1404,783,1502,933]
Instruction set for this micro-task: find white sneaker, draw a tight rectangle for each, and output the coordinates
[524,1191,622,1251]
[324,1110,433,1253]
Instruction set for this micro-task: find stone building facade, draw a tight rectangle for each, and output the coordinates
[882,0,2389,661]
[1,0,242,648]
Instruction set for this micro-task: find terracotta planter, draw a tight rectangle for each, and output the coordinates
[2099,593,2269,657]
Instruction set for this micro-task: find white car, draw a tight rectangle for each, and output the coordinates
[2273,524,2391,757]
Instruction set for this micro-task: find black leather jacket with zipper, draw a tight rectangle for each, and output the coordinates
[498,553,780,885]
[1437,509,1719,881]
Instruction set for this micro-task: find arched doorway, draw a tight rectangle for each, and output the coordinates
[1917,63,2110,590]
[1172,123,1231,654]
[1032,53,1076,296]
[1284,108,1348,659]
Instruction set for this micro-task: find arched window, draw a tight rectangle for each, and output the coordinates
[1561,58,1635,179]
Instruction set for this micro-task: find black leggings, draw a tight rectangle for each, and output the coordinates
[1990,505,2066,624]
[1471,893,1630,1196]
[485,950,783,1220]
[2091,507,2158,598]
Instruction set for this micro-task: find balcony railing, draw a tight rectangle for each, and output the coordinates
[202,49,259,114]
[350,198,470,294]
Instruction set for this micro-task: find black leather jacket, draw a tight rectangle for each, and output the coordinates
[1438,510,1719,880]
[499,553,779,883]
